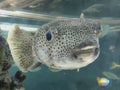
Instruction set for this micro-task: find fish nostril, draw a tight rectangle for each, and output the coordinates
[46,32,52,41]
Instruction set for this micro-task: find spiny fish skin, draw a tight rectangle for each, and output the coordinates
[33,18,101,70]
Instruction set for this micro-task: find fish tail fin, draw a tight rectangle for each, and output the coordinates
[7,24,36,72]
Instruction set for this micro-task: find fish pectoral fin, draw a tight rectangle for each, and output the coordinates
[49,67,62,72]
[28,62,41,72]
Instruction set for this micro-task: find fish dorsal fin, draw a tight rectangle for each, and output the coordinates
[80,13,85,19]
[99,24,110,38]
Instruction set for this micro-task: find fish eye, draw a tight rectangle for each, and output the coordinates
[46,31,52,41]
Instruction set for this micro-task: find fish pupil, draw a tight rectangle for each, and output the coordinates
[46,32,52,41]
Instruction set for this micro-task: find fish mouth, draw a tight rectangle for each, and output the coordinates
[73,45,99,59]
[72,40,100,59]
[50,46,100,70]
[80,46,99,57]
[46,42,100,70]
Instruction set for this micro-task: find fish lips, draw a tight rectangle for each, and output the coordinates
[72,41,100,60]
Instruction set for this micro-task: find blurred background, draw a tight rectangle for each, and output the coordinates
[0,0,120,90]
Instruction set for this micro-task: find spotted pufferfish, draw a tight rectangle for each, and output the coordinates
[7,16,104,72]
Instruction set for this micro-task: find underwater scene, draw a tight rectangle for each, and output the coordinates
[0,0,120,90]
